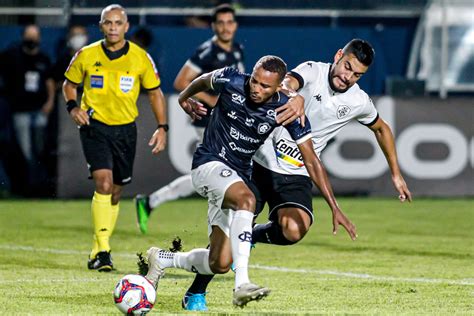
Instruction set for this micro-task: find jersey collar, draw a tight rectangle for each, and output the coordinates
[101,40,130,61]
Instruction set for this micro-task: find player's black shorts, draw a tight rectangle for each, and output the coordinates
[79,119,137,185]
[250,161,314,224]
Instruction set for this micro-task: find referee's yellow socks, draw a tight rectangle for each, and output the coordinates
[90,191,112,258]
[110,203,120,235]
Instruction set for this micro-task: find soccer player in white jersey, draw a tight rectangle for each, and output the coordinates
[251,39,411,246]
[180,38,412,311]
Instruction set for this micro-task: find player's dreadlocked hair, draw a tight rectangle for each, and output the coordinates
[256,55,287,82]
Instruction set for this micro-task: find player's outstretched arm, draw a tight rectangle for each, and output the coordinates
[147,87,167,155]
[368,117,412,203]
[297,139,357,240]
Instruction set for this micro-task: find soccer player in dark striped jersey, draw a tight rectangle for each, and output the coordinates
[143,56,355,309]
[135,4,245,235]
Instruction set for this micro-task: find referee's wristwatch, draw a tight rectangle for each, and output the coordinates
[157,123,169,132]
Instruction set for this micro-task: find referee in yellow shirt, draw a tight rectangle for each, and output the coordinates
[62,4,168,272]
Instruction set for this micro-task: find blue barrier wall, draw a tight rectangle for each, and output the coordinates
[0,25,415,94]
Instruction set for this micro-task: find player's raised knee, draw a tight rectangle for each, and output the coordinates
[236,191,256,211]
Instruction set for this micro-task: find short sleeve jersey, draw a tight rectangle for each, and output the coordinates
[187,39,245,78]
[65,40,161,125]
[253,61,379,176]
[192,67,312,181]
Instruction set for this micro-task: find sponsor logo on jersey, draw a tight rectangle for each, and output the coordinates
[90,75,104,89]
[94,61,102,67]
[266,109,276,120]
[313,94,322,102]
[230,127,259,143]
[233,51,241,60]
[119,76,134,93]
[245,118,255,127]
[220,169,232,177]
[275,138,304,167]
[337,105,351,119]
[213,69,230,85]
[231,93,246,105]
[229,142,255,154]
[227,111,237,119]
[257,122,271,134]
[219,147,227,160]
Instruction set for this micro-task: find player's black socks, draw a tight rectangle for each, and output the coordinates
[252,221,297,245]
[187,273,214,294]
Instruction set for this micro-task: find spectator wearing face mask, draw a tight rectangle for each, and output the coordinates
[1,24,55,194]
[52,25,89,85]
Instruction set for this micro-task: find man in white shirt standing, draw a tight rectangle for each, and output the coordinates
[180,38,412,311]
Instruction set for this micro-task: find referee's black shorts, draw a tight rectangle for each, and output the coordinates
[79,119,137,185]
[250,160,315,224]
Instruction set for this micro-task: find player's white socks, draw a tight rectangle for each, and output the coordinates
[153,248,213,275]
[148,174,195,209]
[173,248,213,275]
[230,210,254,289]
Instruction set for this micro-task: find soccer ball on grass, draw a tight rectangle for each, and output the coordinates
[113,274,156,315]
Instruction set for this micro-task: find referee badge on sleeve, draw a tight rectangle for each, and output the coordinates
[120,76,134,93]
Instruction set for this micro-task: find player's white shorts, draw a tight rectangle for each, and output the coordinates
[191,160,243,237]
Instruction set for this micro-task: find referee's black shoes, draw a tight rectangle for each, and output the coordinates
[88,251,114,272]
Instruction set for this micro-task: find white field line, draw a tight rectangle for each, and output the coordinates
[1,244,472,286]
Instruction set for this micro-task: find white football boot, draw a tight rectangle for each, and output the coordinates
[145,247,172,289]
[233,282,271,307]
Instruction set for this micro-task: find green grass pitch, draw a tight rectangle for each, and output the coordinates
[0,198,472,314]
